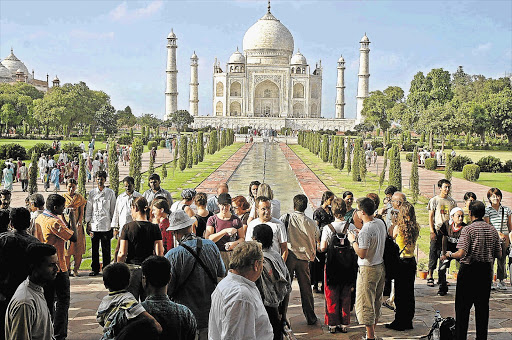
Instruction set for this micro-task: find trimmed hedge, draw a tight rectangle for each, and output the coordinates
[425,158,438,170]
[405,153,413,162]
[476,156,503,173]
[117,135,133,145]
[451,155,473,171]
[463,164,480,181]
[147,141,158,150]
[0,143,27,160]
[160,140,166,148]
[375,147,384,156]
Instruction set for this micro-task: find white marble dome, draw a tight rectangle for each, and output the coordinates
[1,49,31,79]
[0,63,11,79]
[191,51,198,59]
[291,51,307,65]
[361,34,369,42]
[243,12,294,54]
[338,55,345,63]
[167,30,176,39]
[229,49,245,64]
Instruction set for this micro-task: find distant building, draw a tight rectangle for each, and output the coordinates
[0,48,59,92]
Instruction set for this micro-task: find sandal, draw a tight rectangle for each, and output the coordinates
[337,325,348,333]
[328,326,337,334]
[427,278,435,287]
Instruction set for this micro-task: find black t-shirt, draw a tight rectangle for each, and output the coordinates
[195,211,213,239]
[120,221,162,265]
[439,220,467,253]
[313,207,334,229]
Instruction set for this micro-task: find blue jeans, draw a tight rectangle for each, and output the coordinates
[44,271,70,340]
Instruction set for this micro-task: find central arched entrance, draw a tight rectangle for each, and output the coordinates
[253,80,279,117]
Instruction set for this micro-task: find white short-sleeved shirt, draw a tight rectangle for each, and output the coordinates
[249,200,281,220]
[246,217,287,255]
[356,218,387,267]
[321,221,356,245]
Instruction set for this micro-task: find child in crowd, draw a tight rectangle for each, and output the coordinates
[96,263,161,340]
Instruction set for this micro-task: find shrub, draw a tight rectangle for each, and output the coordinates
[425,158,438,170]
[117,134,133,145]
[0,143,27,160]
[463,164,480,181]
[375,147,384,156]
[28,143,55,158]
[405,153,413,162]
[402,141,416,152]
[451,155,473,171]
[147,141,158,151]
[476,156,503,173]
[504,160,512,173]
[371,140,383,149]
[160,140,166,148]
[62,143,82,160]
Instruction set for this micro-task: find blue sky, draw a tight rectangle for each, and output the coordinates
[1,0,511,119]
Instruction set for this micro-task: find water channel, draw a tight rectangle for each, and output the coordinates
[228,142,314,217]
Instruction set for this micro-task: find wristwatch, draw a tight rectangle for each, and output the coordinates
[446,251,452,258]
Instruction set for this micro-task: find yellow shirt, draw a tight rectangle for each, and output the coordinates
[396,233,415,258]
[35,213,74,272]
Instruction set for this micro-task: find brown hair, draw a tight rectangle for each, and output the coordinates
[194,192,208,207]
[366,193,380,210]
[232,195,250,210]
[131,197,149,218]
[487,188,502,200]
[331,198,346,219]
[151,198,170,215]
[396,201,420,246]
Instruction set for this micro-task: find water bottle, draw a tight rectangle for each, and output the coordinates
[432,311,442,340]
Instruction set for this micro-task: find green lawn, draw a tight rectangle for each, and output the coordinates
[454,150,512,163]
[77,142,244,270]
[437,170,512,193]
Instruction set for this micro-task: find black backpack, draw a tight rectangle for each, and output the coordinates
[381,220,407,280]
[325,223,357,285]
[423,316,456,340]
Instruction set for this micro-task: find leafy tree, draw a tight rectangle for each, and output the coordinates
[170,110,194,133]
[427,68,453,104]
[78,154,87,198]
[411,147,419,203]
[137,114,161,129]
[108,139,120,196]
[116,106,137,128]
[486,87,512,144]
[129,137,143,192]
[0,103,18,134]
[179,135,188,171]
[95,103,118,135]
[28,151,38,194]
[388,145,402,191]
[361,90,392,131]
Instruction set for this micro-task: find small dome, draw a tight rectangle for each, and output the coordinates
[361,34,370,42]
[16,68,24,74]
[53,75,59,82]
[191,51,198,59]
[243,12,294,55]
[1,48,31,79]
[338,55,345,63]
[290,51,307,65]
[0,64,11,79]
[167,29,176,39]
[228,49,245,64]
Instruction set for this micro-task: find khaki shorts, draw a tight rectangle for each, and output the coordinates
[355,263,385,326]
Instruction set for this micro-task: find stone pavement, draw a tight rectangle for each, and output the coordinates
[66,269,511,339]
[6,147,175,207]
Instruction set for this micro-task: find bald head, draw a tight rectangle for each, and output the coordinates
[217,183,229,195]
[391,192,406,209]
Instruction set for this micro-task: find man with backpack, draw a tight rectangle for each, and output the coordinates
[165,210,225,340]
[279,194,319,326]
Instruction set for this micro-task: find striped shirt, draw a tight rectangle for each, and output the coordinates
[456,220,501,265]
[485,205,512,234]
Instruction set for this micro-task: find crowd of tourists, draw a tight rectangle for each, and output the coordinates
[0,165,510,340]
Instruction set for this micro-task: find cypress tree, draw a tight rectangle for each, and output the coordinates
[411,147,419,203]
[192,137,198,165]
[359,139,367,182]
[197,131,205,162]
[420,131,425,144]
[208,130,218,154]
[445,153,453,181]
[328,136,334,163]
[147,148,155,183]
[173,138,178,175]
[321,135,329,162]
[141,126,146,139]
[338,137,345,170]
[352,139,361,181]
[179,135,188,171]
[28,151,38,194]
[388,145,402,191]
[347,139,352,173]
[379,147,388,188]
[78,154,87,198]
[187,137,193,168]
[220,130,227,149]
[331,137,338,167]
[161,162,168,179]
[130,137,143,192]
[108,139,120,196]
[130,128,134,139]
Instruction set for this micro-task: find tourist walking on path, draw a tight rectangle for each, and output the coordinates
[165,210,225,340]
[63,178,87,277]
[141,256,197,340]
[386,201,419,331]
[27,193,45,238]
[437,207,466,296]
[193,192,213,239]
[38,153,47,183]
[484,188,512,290]
[319,198,356,334]
[143,173,173,206]
[347,197,387,340]
[4,243,58,340]
[2,164,14,191]
[427,179,457,287]
[253,223,292,340]
[18,162,28,192]
[117,197,163,301]
[50,166,60,193]
[205,193,245,271]
[312,191,335,294]
[208,241,273,340]
[440,200,501,340]
[85,171,117,277]
[280,194,319,326]
[36,194,77,340]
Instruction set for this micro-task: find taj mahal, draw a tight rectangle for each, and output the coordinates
[165,2,370,131]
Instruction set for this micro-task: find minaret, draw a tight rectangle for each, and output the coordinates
[189,51,199,116]
[165,29,178,119]
[356,33,370,124]
[335,55,346,119]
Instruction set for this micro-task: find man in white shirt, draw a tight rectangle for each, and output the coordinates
[79,141,85,152]
[348,197,387,340]
[38,153,47,183]
[111,176,142,236]
[246,196,288,262]
[58,150,68,164]
[208,241,273,340]
[91,156,101,180]
[85,171,116,276]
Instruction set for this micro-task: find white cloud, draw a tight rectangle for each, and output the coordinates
[109,1,163,22]
[472,42,492,55]
[69,30,114,40]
